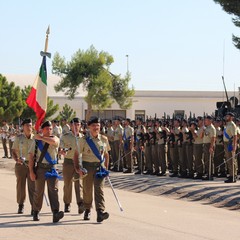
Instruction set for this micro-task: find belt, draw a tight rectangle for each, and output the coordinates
[64,158,74,164]
[82,161,100,167]
[37,162,53,169]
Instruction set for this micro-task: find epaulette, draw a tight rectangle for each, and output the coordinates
[101,134,108,141]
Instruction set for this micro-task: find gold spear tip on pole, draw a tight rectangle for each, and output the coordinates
[46,25,50,35]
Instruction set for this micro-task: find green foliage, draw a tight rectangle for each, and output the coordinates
[111,72,134,109]
[213,0,240,50]
[52,45,134,120]
[57,104,76,122]
[0,74,26,123]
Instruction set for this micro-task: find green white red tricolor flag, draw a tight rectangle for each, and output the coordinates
[26,56,47,130]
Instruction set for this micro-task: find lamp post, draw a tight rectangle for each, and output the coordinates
[126,54,129,73]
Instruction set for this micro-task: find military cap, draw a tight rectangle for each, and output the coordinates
[41,120,52,129]
[225,112,235,117]
[21,118,32,125]
[88,116,100,125]
[70,117,81,123]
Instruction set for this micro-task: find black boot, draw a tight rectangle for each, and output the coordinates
[33,211,40,221]
[224,176,237,183]
[97,210,109,223]
[78,202,84,214]
[53,210,64,223]
[18,204,24,214]
[64,204,70,213]
[84,209,91,220]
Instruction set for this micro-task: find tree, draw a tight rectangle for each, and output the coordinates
[0,74,26,123]
[213,0,240,49]
[52,45,135,120]
[58,103,76,122]
[20,85,59,122]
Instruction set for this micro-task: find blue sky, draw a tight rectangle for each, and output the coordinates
[1,0,240,91]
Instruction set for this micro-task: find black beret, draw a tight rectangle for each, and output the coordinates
[125,118,131,123]
[205,115,213,120]
[190,121,197,128]
[41,120,52,129]
[214,117,221,122]
[136,117,143,122]
[52,120,58,123]
[225,112,235,117]
[88,117,100,125]
[70,117,81,123]
[22,118,32,125]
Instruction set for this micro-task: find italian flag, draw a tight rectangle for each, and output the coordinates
[26,56,47,130]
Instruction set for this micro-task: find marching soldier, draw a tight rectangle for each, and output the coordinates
[223,112,238,183]
[60,117,84,214]
[123,118,134,173]
[236,118,240,174]
[29,121,64,223]
[12,118,35,214]
[202,116,216,180]
[74,117,110,223]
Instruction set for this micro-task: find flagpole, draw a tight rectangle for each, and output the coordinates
[40,26,51,58]
[44,26,50,52]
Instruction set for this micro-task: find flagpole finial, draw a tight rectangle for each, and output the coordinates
[40,25,51,58]
[44,26,50,52]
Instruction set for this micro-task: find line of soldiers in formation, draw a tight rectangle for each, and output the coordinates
[0,117,110,223]
[0,112,240,223]
[101,113,240,183]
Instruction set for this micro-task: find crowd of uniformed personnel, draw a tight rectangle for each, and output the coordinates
[101,113,240,183]
[1,112,240,223]
[0,117,110,223]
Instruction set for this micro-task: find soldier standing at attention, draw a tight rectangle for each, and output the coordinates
[202,116,216,180]
[29,121,64,223]
[1,120,9,158]
[112,119,123,171]
[60,117,84,214]
[12,118,35,214]
[105,120,114,169]
[192,117,204,179]
[61,118,70,135]
[223,112,238,183]
[74,117,110,223]
[134,118,146,174]
[213,118,225,177]
[169,119,181,177]
[123,118,134,173]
